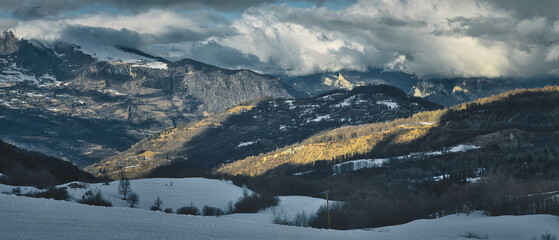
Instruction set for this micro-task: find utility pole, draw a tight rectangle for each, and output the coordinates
[321,190,332,229]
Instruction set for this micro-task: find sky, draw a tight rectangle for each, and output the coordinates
[2,0,559,78]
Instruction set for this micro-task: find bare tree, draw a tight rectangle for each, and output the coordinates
[151,196,163,211]
[118,177,131,200]
[127,192,139,207]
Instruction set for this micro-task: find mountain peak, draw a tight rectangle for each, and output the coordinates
[0,30,19,55]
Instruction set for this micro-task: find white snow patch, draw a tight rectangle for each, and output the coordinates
[377,100,399,109]
[105,89,126,96]
[0,63,39,84]
[293,170,315,176]
[130,61,168,70]
[237,141,256,147]
[334,95,356,107]
[307,114,331,123]
[284,100,296,109]
[333,145,481,175]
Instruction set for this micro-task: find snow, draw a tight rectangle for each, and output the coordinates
[293,170,316,176]
[62,178,247,211]
[1,194,556,240]
[377,100,399,109]
[105,89,126,96]
[307,114,331,123]
[381,211,559,240]
[237,141,256,147]
[0,63,40,84]
[334,95,356,107]
[333,145,480,175]
[226,196,334,224]
[130,61,168,70]
[0,193,461,240]
[284,100,296,109]
[70,41,167,70]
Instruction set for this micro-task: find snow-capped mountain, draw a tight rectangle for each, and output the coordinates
[0,30,294,166]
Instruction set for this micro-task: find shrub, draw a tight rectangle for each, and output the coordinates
[150,196,163,211]
[67,183,86,189]
[77,189,112,207]
[127,192,140,208]
[309,203,350,230]
[233,192,279,213]
[176,203,201,215]
[164,208,174,213]
[460,232,489,239]
[532,232,558,240]
[11,187,21,195]
[24,187,69,200]
[202,206,225,216]
[293,211,310,227]
[271,208,291,225]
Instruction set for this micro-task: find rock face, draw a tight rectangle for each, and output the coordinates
[0,31,19,55]
[410,78,512,106]
[0,33,294,166]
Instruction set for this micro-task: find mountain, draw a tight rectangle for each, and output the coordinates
[85,85,441,179]
[217,86,559,177]
[281,68,559,107]
[0,139,95,187]
[409,77,559,106]
[0,31,294,166]
[281,69,419,96]
[213,86,559,229]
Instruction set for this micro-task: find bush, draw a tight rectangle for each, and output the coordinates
[127,192,140,208]
[532,232,558,240]
[176,203,200,215]
[460,232,489,239]
[202,206,225,216]
[24,187,69,201]
[77,189,112,207]
[233,192,279,213]
[293,211,310,227]
[271,208,291,225]
[309,203,350,230]
[164,208,174,213]
[67,183,86,189]
[150,196,163,211]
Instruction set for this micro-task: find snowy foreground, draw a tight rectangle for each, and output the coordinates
[0,177,558,239]
[1,194,558,240]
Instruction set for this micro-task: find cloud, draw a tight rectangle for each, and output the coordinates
[0,0,331,20]
[4,0,559,79]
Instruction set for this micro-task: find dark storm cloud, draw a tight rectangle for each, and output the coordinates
[188,41,284,74]
[483,0,559,19]
[0,0,333,20]
[60,25,145,49]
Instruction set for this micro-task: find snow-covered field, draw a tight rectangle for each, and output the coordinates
[381,211,559,240]
[1,193,557,240]
[0,178,331,224]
